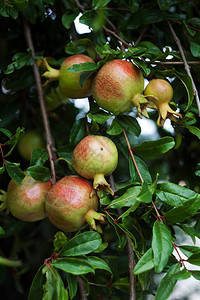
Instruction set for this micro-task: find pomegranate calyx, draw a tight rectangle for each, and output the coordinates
[157,102,182,127]
[84,209,107,233]
[93,174,114,196]
[132,94,150,119]
[42,58,60,81]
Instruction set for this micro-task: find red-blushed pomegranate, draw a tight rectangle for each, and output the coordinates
[144,79,182,127]
[72,135,118,195]
[43,54,95,99]
[91,59,146,116]
[45,176,106,233]
[6,175,51,222]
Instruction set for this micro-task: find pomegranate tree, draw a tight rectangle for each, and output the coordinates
[45,176,106,233]
[144,79,182,126]
[72,135,118,195]
[43,54,95,99]
[91,59,147,117]
[6,175,51,222]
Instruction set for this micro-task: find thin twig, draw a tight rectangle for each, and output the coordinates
[148,61,200,65]
[168,21,200,116]
[134,25,149,47]
[77,276,88,300]
[122,129,143,183]
[23,18,56,184]
[126,234,136,300]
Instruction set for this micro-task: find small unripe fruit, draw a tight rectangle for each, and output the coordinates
[43,54,95,99]
[7,175,51,222]
[144,79,182,127]
[18,131,44,161]
[72,135,118,195]
[91,59,145,116]
[46,176,106,233]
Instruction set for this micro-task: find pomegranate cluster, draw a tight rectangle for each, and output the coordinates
[43,54,182,126]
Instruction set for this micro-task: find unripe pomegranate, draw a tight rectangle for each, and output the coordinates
[6,175,51,222]
[91,59,145,116]
[144,79,182,127]
[45,176,106,232]
[72,135,118,195]
[17,130,44,161]
[43,54,95,99]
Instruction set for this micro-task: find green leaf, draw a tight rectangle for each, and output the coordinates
[136,181,152,204]
[92,0,112,10]
[178,245,200,258]
[66,273,77,299]
[53,257,94,275]
[108,185,141,209]
[190,42,200,57]
[0,166,5,174]
[170,268,191,280]
[69,118,86,147]
[28,266,45,300]
[87,111,112,124]
[30,148,49,166]
[185,125,200,139]
[83,256,112,274]
[175,71,194,110]
[129,155,152,184]
[155,264,180,300]
[187,251,200,266]
[0,128,12,138]
[53,232,68,252]
[4,127,24,156]
[195,163,200,177]
[62,11,79,29]
[152,221,173,273]
[80,70,95,87]
[26,165,51,181]
[134,248,154,274]
[0,226,5,235]
[5,162,25,184]
[156,182,197,207]
[157,0,171,11]
[134,137,175,159]
[189,270,200,280]
[164,195,200,222]
[106,118,123,135]
[0,256,21,267]
[67,62,98,73]
[61,231,102,256]
[117,115,141,137]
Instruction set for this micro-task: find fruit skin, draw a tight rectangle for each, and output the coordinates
[72,135,118,195]
[46,176,105,232]
[43,54,95,99]
[18,130,44,161]
[91,59,144,113]
[7,175,51,222]
[144,79,182,127]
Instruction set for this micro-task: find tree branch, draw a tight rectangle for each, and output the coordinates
[23,18,56,184]
[126,234,136,300]
[77,276,88,300]
[168,21,200,116]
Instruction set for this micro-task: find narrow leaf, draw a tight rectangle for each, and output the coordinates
[5,162,25,184]
[28,266,45,300]
[26,165,51,181]
[61,231,102,256]
[53,257,94,275]
[67,62,98,72]
[152,221,173,273]
[134,248,154,274]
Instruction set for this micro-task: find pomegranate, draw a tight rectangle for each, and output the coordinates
[45,176,106,233]
[72,135,118,195]
[43,54,95,99]
[144,79,182,127]
[91,59,146,116]
[18,130,44,161]
[6,175,51,222]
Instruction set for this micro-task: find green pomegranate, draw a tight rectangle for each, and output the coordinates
[18,130,44,161]
[144,79,182,126]
[91,59,146,117]
[72,135,118,195]
[43,54,95,99]
[6,175,51,222]
[46,176,106,233]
